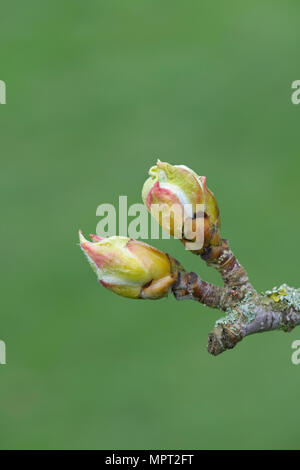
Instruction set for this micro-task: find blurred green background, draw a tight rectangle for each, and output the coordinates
[1,0,299,450]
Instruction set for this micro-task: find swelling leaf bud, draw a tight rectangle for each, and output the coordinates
[142,160,220,251]
[79,231,178,299]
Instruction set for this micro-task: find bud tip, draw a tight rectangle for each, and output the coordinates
[78,229,88,245]
[89,234,104,242]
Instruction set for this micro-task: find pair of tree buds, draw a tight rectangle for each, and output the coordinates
[79,161,220,299]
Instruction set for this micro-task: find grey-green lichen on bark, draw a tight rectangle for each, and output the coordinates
[173,243,300,356]
[206,284,300,355]
[215,291,257,328]
[264,284,300,311]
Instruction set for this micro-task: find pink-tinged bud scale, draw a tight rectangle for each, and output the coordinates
[142,160,221,251]
[79,231,178,300]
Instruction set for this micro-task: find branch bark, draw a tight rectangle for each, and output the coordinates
[171,240,300,356]
[207,291,300,355]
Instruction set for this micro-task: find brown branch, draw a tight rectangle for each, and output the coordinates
[172,269,245,311]
[207,292,300,355]
[172,271,227,310]
[200,239,254,294]
[171,241,300,356]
